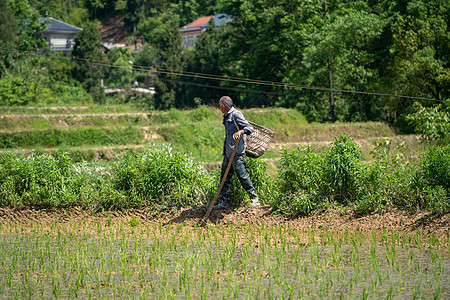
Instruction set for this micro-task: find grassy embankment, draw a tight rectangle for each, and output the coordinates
[0,105,424,168]
[2,104,447,216]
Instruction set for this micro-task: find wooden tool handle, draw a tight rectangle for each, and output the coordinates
[198,136,241,227]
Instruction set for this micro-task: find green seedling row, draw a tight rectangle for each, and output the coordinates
[0,220,448,299]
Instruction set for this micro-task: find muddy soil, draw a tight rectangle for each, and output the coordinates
[1,206,448,247]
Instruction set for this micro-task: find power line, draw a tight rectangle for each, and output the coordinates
[0,47,447,103]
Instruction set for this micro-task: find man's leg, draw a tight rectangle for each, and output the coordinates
[233,156,259,206]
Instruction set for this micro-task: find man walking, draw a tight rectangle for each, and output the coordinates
[214,96,260,210]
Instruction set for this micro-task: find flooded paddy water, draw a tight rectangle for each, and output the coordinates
[0,206,449,299]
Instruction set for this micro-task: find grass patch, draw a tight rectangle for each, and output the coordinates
[0,127,143,149]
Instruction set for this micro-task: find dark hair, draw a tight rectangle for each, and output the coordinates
[219,96,233,108]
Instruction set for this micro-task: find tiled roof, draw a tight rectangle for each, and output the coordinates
[39,17,82,33]
[181,16,213,29]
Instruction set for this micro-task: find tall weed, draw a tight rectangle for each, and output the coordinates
[272,146,325,216]
[416,145,449,190]
[322,135,362,202]
[0,152,104,207]
[111,145,214,209]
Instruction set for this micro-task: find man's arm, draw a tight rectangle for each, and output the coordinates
[233,111,253,140]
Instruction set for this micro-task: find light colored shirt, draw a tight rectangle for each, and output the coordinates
[222,107,253,157]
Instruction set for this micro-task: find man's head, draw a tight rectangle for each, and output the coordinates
[219,96,233,113]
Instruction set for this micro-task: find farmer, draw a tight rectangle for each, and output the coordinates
[214,96,260,210]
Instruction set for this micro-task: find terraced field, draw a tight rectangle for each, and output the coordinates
[0,105,423,169]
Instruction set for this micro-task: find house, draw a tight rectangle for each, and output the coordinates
[38,17,82,52]
[180,14,231,48]
[101,42,127,53]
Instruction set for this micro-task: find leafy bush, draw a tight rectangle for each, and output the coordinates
[423,186,449,216]
[406,102,450,142]
[416,145,450,191]
[322,135,363,202]
[0,152,106,208]
[53,84,93,105]
[111,145,214,209]
[273,192,318,216]
[271,146,323,216]
[278,146,322,194]
[0,75,36,106]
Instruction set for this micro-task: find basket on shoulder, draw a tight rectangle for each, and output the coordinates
[232,113,275,158]
[245,122,275,158]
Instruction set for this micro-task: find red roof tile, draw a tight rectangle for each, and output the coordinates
[182,16,213,29]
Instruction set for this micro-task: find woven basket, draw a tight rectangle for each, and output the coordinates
[245,122,275,158]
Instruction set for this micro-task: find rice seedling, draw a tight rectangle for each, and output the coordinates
[0,216,449,299]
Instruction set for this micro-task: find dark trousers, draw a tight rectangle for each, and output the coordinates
[218,154,257,202]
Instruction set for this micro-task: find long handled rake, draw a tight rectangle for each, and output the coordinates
[198,136,241,227]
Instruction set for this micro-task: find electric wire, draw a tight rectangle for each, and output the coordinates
[0,47,447,103]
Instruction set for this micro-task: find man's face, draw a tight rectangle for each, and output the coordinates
[219,103,228,114]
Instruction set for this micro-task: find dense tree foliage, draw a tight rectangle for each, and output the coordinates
[0,0,448,132]
[72,22,107,103]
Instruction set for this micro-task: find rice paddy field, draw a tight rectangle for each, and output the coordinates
[1,105,448,298]
[0,207,449,299]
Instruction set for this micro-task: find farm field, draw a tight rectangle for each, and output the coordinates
[0,206,449,299]
[0,105,427,168]
[1,105,448,299]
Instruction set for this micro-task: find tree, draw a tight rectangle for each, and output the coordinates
[221,0,328,107]
[137,17,166,45]
[85,0,117,18]
[406,102,450,143]
[0,0,18,76]
[302,9,387,122]
[385,0,449,102]
[133,44,158,68]
[106,48,133,87]
[0,0,17,48]
[169,0,200,27]
[124,0,145,49]
[183,20,229,106]
[7,0,47,51]
[153,20,184,109]
[72,22,107,103]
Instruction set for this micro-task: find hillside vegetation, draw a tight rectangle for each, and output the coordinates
[0,105,415,164]
[2,105,447,216]
[0,0,448,138]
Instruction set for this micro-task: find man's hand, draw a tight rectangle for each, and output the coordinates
[233,130,244,141]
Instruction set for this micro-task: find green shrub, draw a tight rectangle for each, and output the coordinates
[0,152,107,208]
[278,146,322,194]
[111,145,214,209]
[417,145,450,191]
[271,146,323,216]
[275,192,318,216]
[53,84,93,105]
[406,102,450,142]
[189,105,213,122]
[423,186,449,216]
[322,135,362,203]
[0,75,36,106]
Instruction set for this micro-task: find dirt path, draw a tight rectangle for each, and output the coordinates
[0,206,448,246]
[268,135,421,150]
[0,112,152,120]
